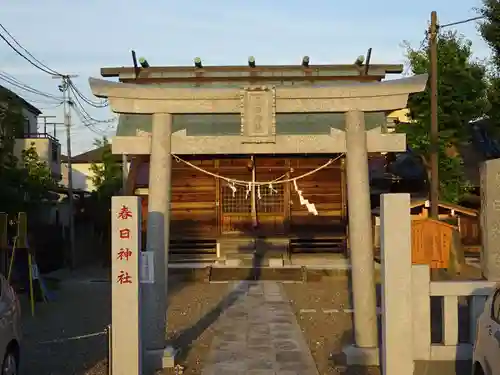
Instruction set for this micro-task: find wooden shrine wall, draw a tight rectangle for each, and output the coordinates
[289,158,345,236]
[139,158,218,238]
[136,156,345,239]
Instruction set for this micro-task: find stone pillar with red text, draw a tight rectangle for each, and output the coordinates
[111,196,142,375]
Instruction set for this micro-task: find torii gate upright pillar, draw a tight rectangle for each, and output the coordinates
[142,113,176,371]
[343,110,379,365]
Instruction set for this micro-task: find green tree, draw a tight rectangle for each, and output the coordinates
[88,136,122,266]
[90,137,122,198]
[0,89,56,214]
[21,143,57,204]
[399,31,487,203]
[478,0,500,130]
[478,1,500,69]
[0,89,25,213]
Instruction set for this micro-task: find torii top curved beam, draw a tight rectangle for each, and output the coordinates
[88,74,428,114]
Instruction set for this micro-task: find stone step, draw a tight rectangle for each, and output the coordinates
[169,254,218,263]
[223,254,288,268]
[209,266,304,282]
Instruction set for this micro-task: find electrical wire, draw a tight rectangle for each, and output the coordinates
[0,71,62,101]
[0,23,62,76]
[71,107,108,136]
[440,16,485,29]
[67,79,108,108]
[37,102,64,110]
[70,97,116,136]
[69,88,116,125]
[0,32,59,76]
[404,14,483,77]
[0,23,104,115]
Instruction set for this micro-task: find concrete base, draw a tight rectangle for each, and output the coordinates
[145,346,177,371]
[268,258,284,267]
[225,258,242,267]
[343,345,380,366]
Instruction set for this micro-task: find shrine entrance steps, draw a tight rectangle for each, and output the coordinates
[216,235,348,267]
[166,235,351,279]
[289,236,346,255]
[218,236,289,267]
[169,239,218,264]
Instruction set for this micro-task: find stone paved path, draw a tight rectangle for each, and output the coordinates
[202,281,319,375]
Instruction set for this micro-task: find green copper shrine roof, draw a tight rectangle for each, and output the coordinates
[116,112,388,137]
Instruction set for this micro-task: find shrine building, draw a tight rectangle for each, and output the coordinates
[91,58,427,367]
[93,59,426,263]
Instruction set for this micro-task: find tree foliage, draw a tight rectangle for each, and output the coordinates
[478,0,500,70]
[478,0,500,130]
[399,31,487,203]
[87,137,122,266]
[21,143,57,202]
[89,137,122,199]
[0,90,57,215]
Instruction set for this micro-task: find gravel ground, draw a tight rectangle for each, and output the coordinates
[282,265,484,375]
[18,268,230,375]
[18,264,483,375]
[282,276,381,375]
[20,276,111,375]
[164,281,234,375]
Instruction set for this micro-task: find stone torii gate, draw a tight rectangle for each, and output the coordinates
[89,74,427,371]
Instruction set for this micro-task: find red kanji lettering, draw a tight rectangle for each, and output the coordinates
[117,248,133,261]
[119,228,130,239]
[117,270,132,284]
[117,205,133,220]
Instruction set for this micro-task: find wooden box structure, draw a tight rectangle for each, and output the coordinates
[409,200,480,252]
[373,199,480,255]
[411,218,454,269]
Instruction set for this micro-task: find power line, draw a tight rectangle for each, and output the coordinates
[70,94,114,136]
[0,32,59,76]
[37,102,64,110]
[0,23,62,76]
[72,109,107,136]
[440,15,485,29]
[67,80,108,108]
[68,84,115,124]
[0,71,62,101]
[0,23,110,121]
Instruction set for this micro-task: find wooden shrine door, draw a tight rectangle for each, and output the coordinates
[254,157,287,235]
[219,156,287,235]
[219,157,253,234]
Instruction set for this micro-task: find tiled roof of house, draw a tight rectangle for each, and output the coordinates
[0,84,42,115]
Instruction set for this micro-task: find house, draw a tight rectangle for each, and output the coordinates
[0,84,61,180]
[61,145,127,192]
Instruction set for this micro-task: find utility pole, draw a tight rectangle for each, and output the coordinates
[53,74,78,268]
[429,11,439,218]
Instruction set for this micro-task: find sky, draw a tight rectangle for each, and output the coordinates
[0,0,493,155]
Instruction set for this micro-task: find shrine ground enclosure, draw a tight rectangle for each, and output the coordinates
[21,63,499,375]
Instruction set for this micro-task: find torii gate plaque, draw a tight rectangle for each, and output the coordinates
[240,86,276,143]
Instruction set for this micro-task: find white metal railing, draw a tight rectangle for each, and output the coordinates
[378,193,497,375]
[411,265,495,361]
